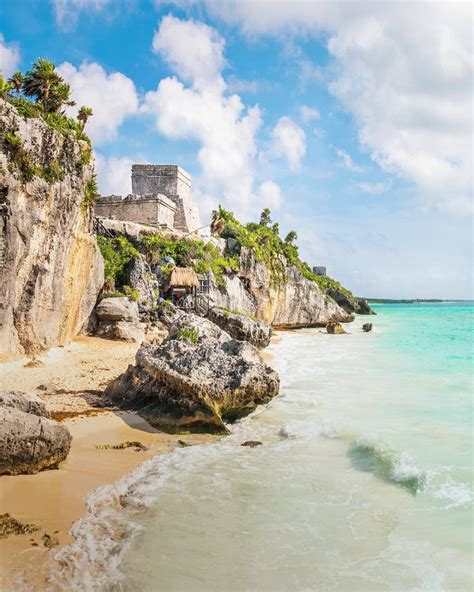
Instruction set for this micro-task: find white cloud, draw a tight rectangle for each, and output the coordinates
[0,34,20,78]
[268,116,306,171]
[333,146,362,172]
[143,15,282,220]
[299,105,320,124]
[226,75,259,94]
[152,15,226,91]
[357,181,390,194]
[51,0,111,29]
[95,153,134,196]
[58,62,139,145]
[297,59,324,86]
[257,180,284,209]
[190,0,473,214]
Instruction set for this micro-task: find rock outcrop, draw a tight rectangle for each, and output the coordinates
[209,248,353,328]
[0,391,72,475]
[362,323,373,332]
[0,390,50,418]
[326,321,346,334]
[327,287,375,316]
[123,255,159,314]
[0,99,104,358]
[95,297,145,343]
[105,313,279,433]
[207,306,272,348]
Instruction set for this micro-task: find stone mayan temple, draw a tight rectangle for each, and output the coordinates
[95,164,201,233]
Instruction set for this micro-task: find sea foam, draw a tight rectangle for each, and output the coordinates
[348,437,427,494]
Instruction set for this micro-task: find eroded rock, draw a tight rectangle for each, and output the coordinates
[0,391,51,418]
[207,307,272,348]
[105,313,279,434]
[96,297,139,322]
[326,321,347,335]
[362,323,373,332]
[0,407,72,475]
[123,256,159,313]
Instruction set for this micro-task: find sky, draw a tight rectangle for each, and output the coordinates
[1,0,472,299]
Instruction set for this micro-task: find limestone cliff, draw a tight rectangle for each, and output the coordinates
[0,99,103,358]
[209,248,353,327]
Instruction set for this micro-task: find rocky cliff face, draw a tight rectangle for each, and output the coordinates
[209,248,353,328]
[0,99,103,358]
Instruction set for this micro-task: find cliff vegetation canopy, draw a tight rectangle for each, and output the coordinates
[98,206,353,300]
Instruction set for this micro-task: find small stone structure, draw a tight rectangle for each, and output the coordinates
[313,266,327,276]
[95,164,201,233]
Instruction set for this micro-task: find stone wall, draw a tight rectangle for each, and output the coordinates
[131,164,201,233]
[94,194,176,228]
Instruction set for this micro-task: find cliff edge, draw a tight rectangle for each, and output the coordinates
[0,98,103,358]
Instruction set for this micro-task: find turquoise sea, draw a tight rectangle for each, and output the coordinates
[54,303,474,591]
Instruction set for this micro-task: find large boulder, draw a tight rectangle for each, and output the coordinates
[95,320,145,343]
[0,391,51,418]
[123,256,159,313]
[207,307,272,348]
[105,314,279,434]
[95,297,144,343]
[0,391,72,475]
[96,297,139,322]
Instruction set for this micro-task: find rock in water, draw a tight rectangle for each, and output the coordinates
[241,440,263,448]
[105,314,280,433]
[207,307,272,348]
[362,323,373,332]
[0,407,72,475]
[326,321,347,335]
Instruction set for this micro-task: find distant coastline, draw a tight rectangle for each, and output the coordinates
[362,298,473,304]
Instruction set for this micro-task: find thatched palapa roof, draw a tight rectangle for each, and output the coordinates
[165,267,199,289]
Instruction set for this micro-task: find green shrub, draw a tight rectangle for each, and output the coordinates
[177,326,199,344]
[99,290,124,300]
[41,160,64,183]
[8,97,41,119]
[212,206,354,297]
[97,236,139,288]
[82,175,98,211]
[123,284,140,301]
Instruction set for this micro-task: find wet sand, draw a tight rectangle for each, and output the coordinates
[0,336,216,590]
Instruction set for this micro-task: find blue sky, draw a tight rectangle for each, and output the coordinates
[1,0,472,298]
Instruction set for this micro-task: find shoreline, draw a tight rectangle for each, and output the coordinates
[0,336,218,590]
[0,332,278,590]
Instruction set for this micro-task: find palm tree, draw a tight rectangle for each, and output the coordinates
[210,206,226,235]
[8,71,24,95]
[0,74,13,98]
[285,230,298,244]
[77,106,93,131]
[259,208,272,227]
[23,58,61,112]
[49,82,75,113]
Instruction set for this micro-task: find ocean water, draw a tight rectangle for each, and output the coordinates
[53,303,473,592]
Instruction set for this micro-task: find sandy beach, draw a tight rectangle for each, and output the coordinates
[0,336,217,590]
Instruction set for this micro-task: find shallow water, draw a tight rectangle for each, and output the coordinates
[54,303,473,591]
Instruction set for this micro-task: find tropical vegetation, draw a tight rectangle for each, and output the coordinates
[1,59,93,144]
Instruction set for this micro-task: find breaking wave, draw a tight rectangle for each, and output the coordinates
[348,437,427,494]
[434,478,473,509]
[49,443,221,591]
